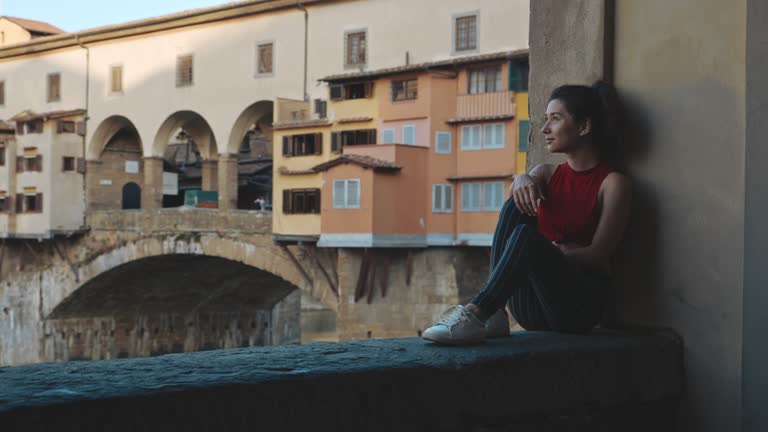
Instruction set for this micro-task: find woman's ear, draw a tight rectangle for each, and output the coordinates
[579,118,593,136]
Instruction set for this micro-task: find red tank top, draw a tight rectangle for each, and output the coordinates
[537,162,613,245]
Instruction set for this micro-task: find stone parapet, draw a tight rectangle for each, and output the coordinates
[0,330,682,431]
[86,208,272,234]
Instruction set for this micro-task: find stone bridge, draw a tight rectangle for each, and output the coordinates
[0,209,488,366]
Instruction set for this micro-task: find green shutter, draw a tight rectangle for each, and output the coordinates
[508,61,520,91]
[518,120,530,152]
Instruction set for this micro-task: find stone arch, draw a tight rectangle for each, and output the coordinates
[50,234,338,316]
[87,116,144,211]
[227,100,274,156]
[152,111,217,160]
[87,115,142,160]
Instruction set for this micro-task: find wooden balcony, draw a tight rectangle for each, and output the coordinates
[455,91,516,121]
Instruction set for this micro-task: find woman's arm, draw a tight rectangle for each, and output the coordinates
[510,163,556,216]
[556,172,632,270]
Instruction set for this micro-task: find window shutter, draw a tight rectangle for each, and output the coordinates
[403,125,416,145]
[436,132,451,154]
[347,180,360,208]
[445,185,454,211]
[333,180,345,208]
[330,84,344,101]
[35,193,43,212]
[35,155,43,172]
[282,136,291,157]
[56,120,64,134]
[16,156,24,173]
[312,189,321,213]
[518,120,530,152]
[382,129,395,144]
[15,122,24,135]
[331,132,341,153]
[76,121,86,137]
[15,194,23,213]
[314,99,327,118]
[314,133,323,155]
[76,157,86,174]
[432,185,442,212]
[282,189,292,214]
[367,129,377,145]
[363,82,373,98]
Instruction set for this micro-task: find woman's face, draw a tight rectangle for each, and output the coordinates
[541,99,587,153]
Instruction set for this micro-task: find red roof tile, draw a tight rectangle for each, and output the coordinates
[3,16,65,35]
[312,154,401,172]
[10,109,86,122]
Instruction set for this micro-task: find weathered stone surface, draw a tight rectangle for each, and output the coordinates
[0,330,682,432]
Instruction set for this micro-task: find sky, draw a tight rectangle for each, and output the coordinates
[0,0,236,32]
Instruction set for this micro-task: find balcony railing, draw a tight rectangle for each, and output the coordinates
[456,90,516,119]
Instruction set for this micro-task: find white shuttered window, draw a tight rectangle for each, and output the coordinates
[333,179,361,209]
[432,184,454,212]
[461,182,504,211]
[435,131,452,154]
[403,125,416,145]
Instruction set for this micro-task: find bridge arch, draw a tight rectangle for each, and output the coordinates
[41,234,338,361]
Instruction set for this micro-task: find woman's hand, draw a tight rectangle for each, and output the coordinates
[511,174,545,216]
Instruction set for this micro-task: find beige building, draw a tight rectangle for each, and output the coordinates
[0,16,63,47]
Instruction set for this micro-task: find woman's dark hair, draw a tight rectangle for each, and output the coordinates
[549,80,623,164]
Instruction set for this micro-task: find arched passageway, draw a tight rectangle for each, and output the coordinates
[229,101,274,210]
[45,255,300,361]
[87,116,143,211]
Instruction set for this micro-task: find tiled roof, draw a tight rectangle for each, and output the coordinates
[320,49,529,83]
[3,16,65,35]
[10,109,86,122]
[337,116,373,124]
[312,154,401,172]
[446,114,515,124]
[272,119,331,130]
[0,120,15,133]
[447,173,515,182]
[278,167,317,176]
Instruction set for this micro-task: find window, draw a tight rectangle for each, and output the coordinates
[176,54,194,87]
[329,82,373,101]
[402,125,416,145]
[56,120,75,134]
[333,179,360,209]
[331,129,376,153]
[26,120,43,134]
[22,154,42,172]
[282,189,321,214]
[0,146,5,166]
[381,128,395,144]
[345,30,367,67]
[0,197,7,212]
[314,99,327,118]
[432,184,454,213]
[468,65,502,94]
[461,123,505,150]
[392,79,418,101]
[282,133,323,157]
[256,42,274,76]
[454,14,477,52]
[509,59,530,92]
[62,156,75,171]
[482,124,505,149]
[17,193,43,213]
[15,122,23,135]
[47,73,61,102]
[110,65,123,93]
[461,182,504,211]
[518,120,530,152]
[461,125,482,150]
[0,80,5,105]
[435,131,452,154]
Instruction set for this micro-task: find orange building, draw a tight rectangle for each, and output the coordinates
[274,50,529,248]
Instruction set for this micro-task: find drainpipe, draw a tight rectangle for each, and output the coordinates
[296,1,309,101]
[75,35,89,229]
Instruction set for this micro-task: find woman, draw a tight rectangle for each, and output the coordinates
[423,81,632,345]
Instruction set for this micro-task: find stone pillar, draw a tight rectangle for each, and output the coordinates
[84,160,103,212]
[142,157,164,209]
[528,0,613,169]
[217,153,238,210]
[201,160,218,191]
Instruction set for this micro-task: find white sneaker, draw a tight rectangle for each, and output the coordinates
[485,308,510,338]
[422,305,485,345]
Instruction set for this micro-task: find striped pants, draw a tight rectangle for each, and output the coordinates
[471,198,607,333]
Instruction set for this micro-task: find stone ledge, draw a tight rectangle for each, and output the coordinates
[0,330,682,432]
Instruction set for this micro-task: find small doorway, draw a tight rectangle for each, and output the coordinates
[122,182,141,209]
